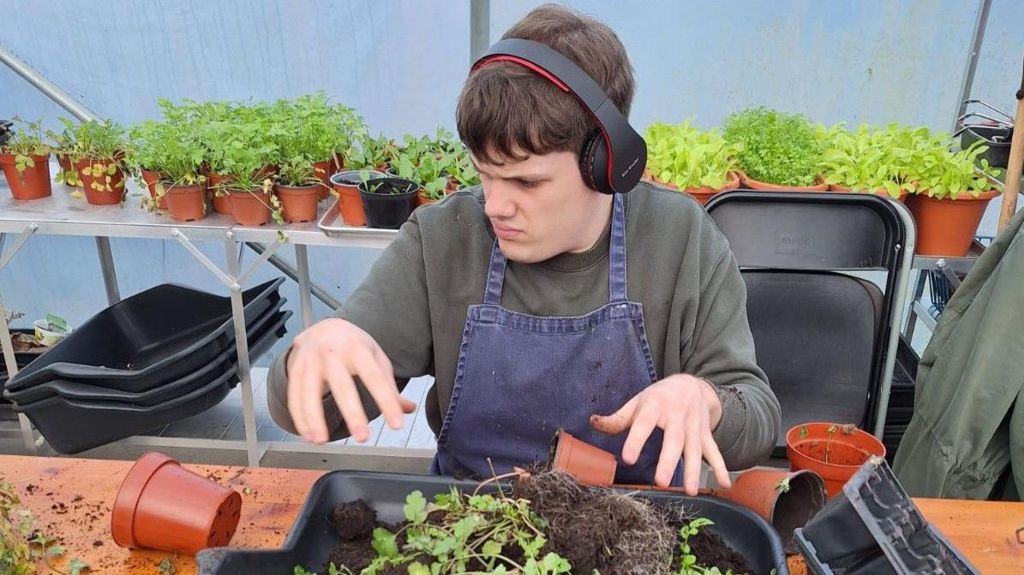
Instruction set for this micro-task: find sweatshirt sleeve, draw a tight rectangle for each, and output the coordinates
[267,214,432,440]
[683,246,781,469]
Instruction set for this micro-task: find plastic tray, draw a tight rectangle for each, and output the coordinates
[196,471,788,575]
[5,278,284,393]
[19,310,292,454]
[794,458,978,574]
[4,300,287,406]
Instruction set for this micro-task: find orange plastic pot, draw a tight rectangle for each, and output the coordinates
[207,173,232,215]
[163,183,207,222]
[141,169,168,209]
[786,423,885,498]
[417,188,443,206]
[111,452,242,555]
[906,190,999,256]
[275,183,319,223]
[74,158,125,205]
[714,467,826,551]
[330,170,386,227]
[0,153,52,200]
[741,172,828,191]
[228,189,273,226]
[551,429,617,486]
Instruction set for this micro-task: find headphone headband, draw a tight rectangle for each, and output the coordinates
[472,38,646,194]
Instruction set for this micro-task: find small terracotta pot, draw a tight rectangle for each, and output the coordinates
[827,182,908,202]
[111,452,242,555]
[714,467,826,552]
[0,153,53,200]
[417,188,443,206]
[550,429,617,486]
[741,172,828,191]
[652,171,741,205]
[207,173,232,215]
[74,158,125,205]
[330,153,345,175]
[141,169,168,209]
[275,183,319,223]
[163,183,207,222]
[313,160,332,200]
[906,190,999,256]
[56,153,73,174]
[228,189,273,226]
[330,170,386,227]
[786,423,885,498]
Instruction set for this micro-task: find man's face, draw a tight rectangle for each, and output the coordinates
[475,150,611,263]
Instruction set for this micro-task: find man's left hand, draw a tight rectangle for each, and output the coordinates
[589,374,729,494]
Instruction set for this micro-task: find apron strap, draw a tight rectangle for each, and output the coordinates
[609,193,628,302]
[483,240,508,305]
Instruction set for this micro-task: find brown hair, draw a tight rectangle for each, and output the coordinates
[456,4,635,165]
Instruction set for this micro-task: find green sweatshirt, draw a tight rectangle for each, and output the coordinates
[268,182,781,469]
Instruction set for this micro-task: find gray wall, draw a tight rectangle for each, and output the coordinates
[1,1,1022,360]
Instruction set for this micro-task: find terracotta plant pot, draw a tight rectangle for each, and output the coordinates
[207,173,232,215]
[550,429,617,486]
[906,190,999,256]
[74,158,125,205]
[0,153,53,200]
[417,188,444,206]
[741,172,828,192]
[56,153,73,175]
[329,153,345,176]
[275,183,319,223]
[330,170,386,227]
[228,189,273,226]
[313,160,332,200]
[163,183,207,222]
[714,467,826,552]
[111,452,241,555]
[786,423,886,498]
[827,182,908,202]
[141,169,168,209]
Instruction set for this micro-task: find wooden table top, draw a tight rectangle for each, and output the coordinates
[1,455,1021,574]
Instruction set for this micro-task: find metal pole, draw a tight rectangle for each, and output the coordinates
[470,0,491,63]
[95,237,121,304]
[0,44,99,122]
[225,236,261,467]
[952,0,992,132]
[295,244,314,328]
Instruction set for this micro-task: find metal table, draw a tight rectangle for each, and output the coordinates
[0,167,404,466]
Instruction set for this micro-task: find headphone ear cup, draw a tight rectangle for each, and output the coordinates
[579,131,613,194]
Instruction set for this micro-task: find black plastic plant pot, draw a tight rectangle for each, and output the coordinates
[4,278,285,394]
[0,119,11,147]
[358,176,419,229]
[196,471,789,574]
[794,457,978,575]
[4,300,288,406]
[15,310,292,455]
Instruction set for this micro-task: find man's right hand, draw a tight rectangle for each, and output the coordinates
[286,318,417,444]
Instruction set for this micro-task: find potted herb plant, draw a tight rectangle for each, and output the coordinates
[902,132,1002,256]
[330,134,397,226]
[129,120,170,209]
[723,106,826,190]
[0,117,53,200]
[358,175,419,229]
[45,121,81,188]
[146,123,208,222]
[645,120,741,204]
[274,157,322,223]
[64,118,132,205]
[819,123,925,201]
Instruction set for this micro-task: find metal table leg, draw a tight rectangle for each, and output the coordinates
[0,227,39,453]
[295,244,313,329]
[95,236,121,305]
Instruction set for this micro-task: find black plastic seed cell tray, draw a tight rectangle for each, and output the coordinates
[196,471,789,575]
[5,279,284,393]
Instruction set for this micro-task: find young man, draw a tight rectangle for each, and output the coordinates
[269,4,780,494]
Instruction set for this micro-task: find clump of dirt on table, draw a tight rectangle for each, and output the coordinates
[322,470,752,575]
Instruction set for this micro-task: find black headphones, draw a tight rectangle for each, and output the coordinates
[472,38,647,195]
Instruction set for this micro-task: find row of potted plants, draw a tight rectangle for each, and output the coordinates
[643,107,1004,255]
[0,95,481,231]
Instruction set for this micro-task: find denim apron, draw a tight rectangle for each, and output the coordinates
[433,193,676,484]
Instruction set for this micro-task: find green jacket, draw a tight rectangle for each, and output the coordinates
[893,207,1024,499]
